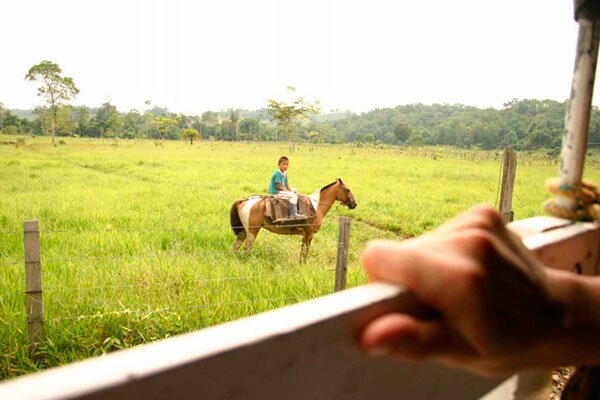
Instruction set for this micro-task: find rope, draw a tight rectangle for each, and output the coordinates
[544,178,600,221]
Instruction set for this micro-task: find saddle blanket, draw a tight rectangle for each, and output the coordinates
[265,193,317,223]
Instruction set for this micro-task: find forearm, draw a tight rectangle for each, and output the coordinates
[530,269,600,367]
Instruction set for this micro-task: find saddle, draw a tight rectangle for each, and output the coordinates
[264,194,316,224]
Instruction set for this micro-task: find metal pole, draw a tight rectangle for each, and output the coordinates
[557,18,600,210]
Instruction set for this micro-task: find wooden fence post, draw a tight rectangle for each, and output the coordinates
[334,217,351,292]
[499,147,517,223]
[23,220,44,347]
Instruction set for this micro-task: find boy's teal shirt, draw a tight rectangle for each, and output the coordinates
[268,169,288,194]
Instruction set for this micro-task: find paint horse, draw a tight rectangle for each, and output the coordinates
[230,178,357,260]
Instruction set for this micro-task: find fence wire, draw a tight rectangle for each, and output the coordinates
[0,230,21,235]
[0,240,342,269]
[44,294,316,322]
[43,268,336,294]
[2,219,354,331]
[1,266,342,300]
[40,222,336,234]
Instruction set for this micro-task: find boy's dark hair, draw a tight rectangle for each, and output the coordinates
[278,156,289,165]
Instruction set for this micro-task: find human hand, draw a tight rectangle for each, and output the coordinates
[359,205,570,375]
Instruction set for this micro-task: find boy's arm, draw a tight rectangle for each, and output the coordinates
[277,183,286,192]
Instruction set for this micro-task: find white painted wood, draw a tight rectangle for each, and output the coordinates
[557,18,599,209]
[480,376,517,400]
[0,283,505,400]
[520,219,600,275]
[509,216,572,239]
[507,218,600,399]
[1,217,598,400]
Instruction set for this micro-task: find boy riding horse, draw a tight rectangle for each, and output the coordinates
[267,156,305,219]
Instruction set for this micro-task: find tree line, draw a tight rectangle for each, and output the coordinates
[4,99,600,150]
[2,61,600,149]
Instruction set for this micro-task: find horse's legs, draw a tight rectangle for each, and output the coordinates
[300,233,314,262]
[233,231,246,252]
[244,228,260,252]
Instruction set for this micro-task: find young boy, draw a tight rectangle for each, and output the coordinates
[267,156,304,219]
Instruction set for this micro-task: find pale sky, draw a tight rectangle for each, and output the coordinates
[0,0,595,114]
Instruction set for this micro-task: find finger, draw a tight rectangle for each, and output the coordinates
[361,239,467,307]
[434,204,506,237]
[360,314,476,362]
[435,205,544,280]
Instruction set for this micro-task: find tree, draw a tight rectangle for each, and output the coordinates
[25,60,79,145]
[267,86,320,142]
[155,116,179,140]
[55,105,77,136]
[200,111,219,139]
[230,109,240,140]
[94,102,120,138]
[394,122,413,143]
[123,110,144,138]
[181,128,201,144]
[2,125,18,136]
[33,105,76,137]
[240,117,260,139]
[0,102,7,131]
[408,133,424,146]
[74,106,91,137]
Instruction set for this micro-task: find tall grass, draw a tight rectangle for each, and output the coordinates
[1,136,598,379]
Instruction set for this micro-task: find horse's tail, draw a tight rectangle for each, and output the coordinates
[230,200,245,237]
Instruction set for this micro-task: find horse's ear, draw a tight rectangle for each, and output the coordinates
[338,177,344,186]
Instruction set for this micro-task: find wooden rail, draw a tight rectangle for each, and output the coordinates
[0,217,598,400]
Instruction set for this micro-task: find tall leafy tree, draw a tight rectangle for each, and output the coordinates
[181,128,201,144]
[74,106,91,137]
[267,86,320,142]
[394,122,413,143]
[25,60,79,145]
[94,102,120,138]
[123,110,144,138]
[230,109,240,140]
[0,102,7,131]
[154,116,180,140]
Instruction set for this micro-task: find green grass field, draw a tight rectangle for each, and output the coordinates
[1,135,599,379]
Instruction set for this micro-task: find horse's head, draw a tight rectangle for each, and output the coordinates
[336,178,357,209]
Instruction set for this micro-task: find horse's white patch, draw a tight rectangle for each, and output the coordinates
[308,190,320,211]
[240,196,262,232]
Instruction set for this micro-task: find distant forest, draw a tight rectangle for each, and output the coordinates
[2,99,600,150]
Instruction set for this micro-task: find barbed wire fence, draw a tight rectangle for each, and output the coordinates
[1,217,354,346]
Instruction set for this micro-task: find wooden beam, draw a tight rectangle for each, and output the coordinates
[23,220,44,347]
[511,217,600,275]
[507,217,600,399]
[499,147,517,223]
[0,217,597,400]
[0,284,504,400]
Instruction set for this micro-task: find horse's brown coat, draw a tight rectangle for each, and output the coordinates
[230,179,357,260]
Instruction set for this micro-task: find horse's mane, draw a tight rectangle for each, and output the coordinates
[320,181,338,192]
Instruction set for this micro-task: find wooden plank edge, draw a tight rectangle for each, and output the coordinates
[0,283,506,400]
